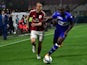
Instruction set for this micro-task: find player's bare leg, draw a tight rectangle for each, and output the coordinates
[31,38,36,53]
[45,36,66,56]
[38,41,42,56]
[37,41,42,59]
[57,37,65,47]
[37,34,43,59]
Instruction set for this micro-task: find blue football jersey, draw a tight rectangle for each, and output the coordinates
[52,11,74,31]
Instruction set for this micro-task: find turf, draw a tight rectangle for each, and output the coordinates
[0,24,87,65]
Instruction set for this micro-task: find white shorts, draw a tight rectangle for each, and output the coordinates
[30,30,44,42]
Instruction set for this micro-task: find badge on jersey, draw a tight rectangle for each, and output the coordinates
[39,15,42,19]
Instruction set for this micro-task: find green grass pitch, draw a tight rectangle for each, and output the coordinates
[0,24,87,65]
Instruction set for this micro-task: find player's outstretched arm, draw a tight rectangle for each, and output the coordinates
[44,16,58,25]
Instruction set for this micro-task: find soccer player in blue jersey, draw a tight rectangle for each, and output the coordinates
[44,7,74,57]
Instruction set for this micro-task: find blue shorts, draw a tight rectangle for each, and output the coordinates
[53,30,66,44]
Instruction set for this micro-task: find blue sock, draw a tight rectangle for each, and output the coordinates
[48,43,59,55]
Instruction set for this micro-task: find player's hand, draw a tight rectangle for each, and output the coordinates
[31,23,35,27]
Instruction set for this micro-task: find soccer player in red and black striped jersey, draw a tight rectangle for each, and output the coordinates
[27,2,46,59]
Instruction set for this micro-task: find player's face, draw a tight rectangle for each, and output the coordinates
[36,3,42,12]
[59,8,65,14]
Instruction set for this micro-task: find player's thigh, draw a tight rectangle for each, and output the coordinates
[38,31,44,42]
[53,35,59,44]
[57,32,66,44]
[53,31,60,44]
[30,30,37,43]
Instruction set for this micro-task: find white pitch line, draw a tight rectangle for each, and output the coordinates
[1,25,86,48]
[0,33,53,48]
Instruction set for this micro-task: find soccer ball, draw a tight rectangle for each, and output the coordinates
[43,55,52,64]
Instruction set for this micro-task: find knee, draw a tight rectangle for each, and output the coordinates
[31,38,36,43]
[57,38,63,45]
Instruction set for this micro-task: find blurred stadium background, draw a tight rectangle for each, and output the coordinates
[0,0,87,35]
[0,0,87,65]
[0,0,87,22]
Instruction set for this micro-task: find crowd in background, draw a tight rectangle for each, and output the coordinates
[0,9,53,40]
[0,10,29,40]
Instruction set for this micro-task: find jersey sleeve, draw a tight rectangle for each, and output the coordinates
[39,11,46,22]
[52,12,58,19]
[43,11,46,18]
[68,15,74,22]
[28,10,32,17]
